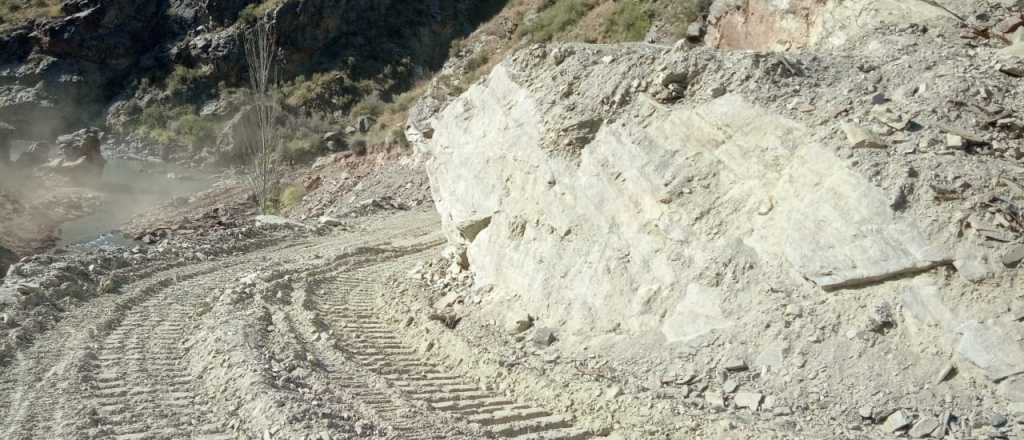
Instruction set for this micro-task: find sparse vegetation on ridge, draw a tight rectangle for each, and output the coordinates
[0,0,61,29]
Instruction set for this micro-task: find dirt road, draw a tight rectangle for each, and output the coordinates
[0,209,597,440]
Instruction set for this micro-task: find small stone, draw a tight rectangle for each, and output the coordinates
[506,314,534,334]
[723,379,739,393]
[772,406,792,416]
[946,134,965,149]
[871,93,890,105]
[871,106,911,130]
[859,406,874,419]
[909,417,940,438]
[991,414,1008,428]
[798,103,816,112]
[686,20,704,41]
[318,216,344,227]
[842,123,886,149]
[934,363,956,384]
[318,432,332,440]
[647,373,663,390]
[679,384,691,397]
[677,370,697,385]
[419,340,435,353]
[710,86,727,98]
[883,410,912,433]
[941,126,986,145]
[999,65,1024,78]
[723,357,748,372]
[734,392,763,410]
[531,327,557,347]
[1002,245,1024,267]
[704,391,726,409]
[605,386,623,400]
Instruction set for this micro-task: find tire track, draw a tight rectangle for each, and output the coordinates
[86,281,232,440]
[276,310,472,440]
[313,266,595,440]
[0,238,318,439]
[0,263,223,440]
[2,209,446,439]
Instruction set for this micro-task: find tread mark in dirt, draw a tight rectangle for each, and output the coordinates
[0,262,231,439]
[317,271,594,440]
[84,277,232,440]
[277,311,468,440]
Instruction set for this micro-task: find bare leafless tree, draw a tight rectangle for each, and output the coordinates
[241,20,280,213]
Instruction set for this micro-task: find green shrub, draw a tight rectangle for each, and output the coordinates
[391,85,425,115]
[131,103,220,147]
[464,51,490,72]
[602,1,651,42]
[520,0,593,42]
[279,131,321,163]
[0,0,61,29]
[279,184,306,210]
[390,128,410,150]
[165,65,207,95]
[237,0,283,24]
[170,113,218,146]
[350,95,384,118]
[282,70,358,113]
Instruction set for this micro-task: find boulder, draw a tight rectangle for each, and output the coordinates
[43,128,106,181]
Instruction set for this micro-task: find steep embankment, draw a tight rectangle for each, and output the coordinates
[413,0,1024,437]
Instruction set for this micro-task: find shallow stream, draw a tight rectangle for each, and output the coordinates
[11,143,212,247]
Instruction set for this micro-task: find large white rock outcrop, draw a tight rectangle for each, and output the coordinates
[417,45,950,343]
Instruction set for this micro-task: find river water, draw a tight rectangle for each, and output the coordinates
[11,143,212,247]
[58,158,211,246]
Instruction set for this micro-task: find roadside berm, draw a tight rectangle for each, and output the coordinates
[410,0,1024,438]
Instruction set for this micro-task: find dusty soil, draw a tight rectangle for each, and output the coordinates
[0,208,614,440]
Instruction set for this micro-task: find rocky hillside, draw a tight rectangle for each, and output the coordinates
[412,0,1024,437]
[0,0,717,168]
[0,0,510,165]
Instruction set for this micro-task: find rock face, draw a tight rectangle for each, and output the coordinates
[705,0,949,50]
[418,46,948,339]
[0,0,167,139]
